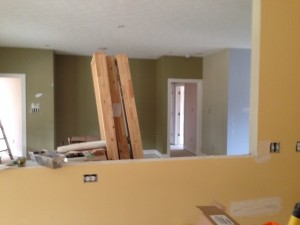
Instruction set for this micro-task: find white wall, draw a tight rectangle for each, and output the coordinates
[202,49,251,155]
[202,49,229,155]
[0,75,25,158]
[227,49,251,155]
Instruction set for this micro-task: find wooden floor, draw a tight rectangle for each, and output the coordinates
[170,149,196,157]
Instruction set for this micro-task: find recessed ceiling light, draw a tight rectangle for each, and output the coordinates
[98,47,108,51]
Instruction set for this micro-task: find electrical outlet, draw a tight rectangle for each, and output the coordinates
[270,142,280,153]
[296,141,300,152]
[83,174,98,183]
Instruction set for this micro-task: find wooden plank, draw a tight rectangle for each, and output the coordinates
[116,54,144,159]
[91,52,119,160]
[106,56,131,159]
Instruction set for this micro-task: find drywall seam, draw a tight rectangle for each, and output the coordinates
[255,140,271,163]
[229,197,281,217]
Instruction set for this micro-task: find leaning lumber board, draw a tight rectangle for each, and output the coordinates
[91,52,119,160]
[116,54,144,159]
[106,56,131,159]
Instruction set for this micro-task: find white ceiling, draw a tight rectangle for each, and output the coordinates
[0,0,252,59]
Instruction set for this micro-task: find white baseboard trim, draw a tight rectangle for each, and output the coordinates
[143,149,168,158]
[184,145,195,154]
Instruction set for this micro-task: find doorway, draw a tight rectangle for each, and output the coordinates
[0,74,26,160]
[170,84,185,148]
[167,79,202,157]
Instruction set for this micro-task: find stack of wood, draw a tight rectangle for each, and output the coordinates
[90,52,144,160]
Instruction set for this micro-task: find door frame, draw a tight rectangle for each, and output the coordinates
[0,73,26,157]
[167,78,202,157]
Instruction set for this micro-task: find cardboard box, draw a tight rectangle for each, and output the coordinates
[197,206,240,225]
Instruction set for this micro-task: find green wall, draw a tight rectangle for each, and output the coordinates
[129,58,157,149]
[0,48,202,153]
[54,54,202,153]
[54,55,158,149]
[155,56,203,153]
[0,47,54,150]
[54,55,99,146]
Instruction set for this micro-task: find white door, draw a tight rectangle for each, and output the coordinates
[167,79,202,156]
[0,74,26,159]
[169,84,176,145]
[183,83,197,154]
[174,84,184,145]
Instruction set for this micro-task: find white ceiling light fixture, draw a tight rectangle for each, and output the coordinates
[117,25,126,29]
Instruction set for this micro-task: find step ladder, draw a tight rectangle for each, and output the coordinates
[0,120,14,163]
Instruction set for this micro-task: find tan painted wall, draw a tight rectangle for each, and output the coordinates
[1,156,298,225]
[0,1,299,225]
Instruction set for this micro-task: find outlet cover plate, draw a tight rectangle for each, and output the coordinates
[83,174,98,183]
[270,142,280,153]
[296,141,300,152]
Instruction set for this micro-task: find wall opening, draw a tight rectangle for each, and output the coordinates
[167,79,202,157]
[0,74,26,159]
